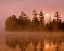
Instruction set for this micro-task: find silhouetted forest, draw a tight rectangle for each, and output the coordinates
[5,10,64,32]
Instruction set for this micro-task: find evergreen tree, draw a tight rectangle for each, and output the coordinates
[18,11,31,31]
[54,11,61,23]
[39,10,44,26]
[53,11,62,31]
[5,15,17,31]
[32,9,39,31]
[32,9,39,25]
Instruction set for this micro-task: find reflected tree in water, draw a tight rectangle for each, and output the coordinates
[5,36,31,51]
[39,40,44,51]
[31,38,39,51]
[5,36,18,49]
[18,37,31,51]
[53,39,63,51]
[5,34,64,51]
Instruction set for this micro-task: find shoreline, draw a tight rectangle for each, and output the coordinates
[5,32,64,34]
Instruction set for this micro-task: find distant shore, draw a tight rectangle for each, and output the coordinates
[5,32,64,34]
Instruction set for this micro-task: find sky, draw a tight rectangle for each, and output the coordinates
[0,0,64,32]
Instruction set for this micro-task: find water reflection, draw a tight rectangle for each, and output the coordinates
[5,34,64,51]
[5,35,31,51]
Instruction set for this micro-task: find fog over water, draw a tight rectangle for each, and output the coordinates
[0,32,64,51]
[0,0,64,51]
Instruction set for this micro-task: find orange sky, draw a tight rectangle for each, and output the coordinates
[0,0,64,32]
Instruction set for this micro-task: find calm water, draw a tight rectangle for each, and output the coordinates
[0,32,64,51]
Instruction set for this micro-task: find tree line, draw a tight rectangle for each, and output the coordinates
[5,10,64,32]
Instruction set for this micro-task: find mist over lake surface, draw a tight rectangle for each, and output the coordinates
[0,0,64,51]
[0,32,64,51]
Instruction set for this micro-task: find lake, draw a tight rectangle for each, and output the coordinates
[0,32,64,51]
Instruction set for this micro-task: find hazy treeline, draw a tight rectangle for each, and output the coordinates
[5,10,64,32]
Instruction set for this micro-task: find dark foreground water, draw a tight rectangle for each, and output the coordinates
[0,32,64,51]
